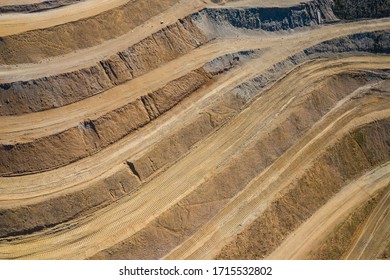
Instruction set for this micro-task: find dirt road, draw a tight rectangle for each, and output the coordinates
[343,184,390,259]
[1,0,390,260]
[1,56,389,259]
[267,164,390,259]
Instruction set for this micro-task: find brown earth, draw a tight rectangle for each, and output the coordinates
[217,119,390,260]
[309,187,388,260]
[0,0,181,64]
[1,0,390,260]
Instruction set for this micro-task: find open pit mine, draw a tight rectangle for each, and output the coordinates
[0,0,390,260]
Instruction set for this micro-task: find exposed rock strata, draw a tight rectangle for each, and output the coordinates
[0,17,207,115]
[217,119,390,259]
[1,30,390,175]
[0,69,212,175]
[333,0,390,20]
[90,74,388,260]
[196,0,336,34]
[0,0,180,64]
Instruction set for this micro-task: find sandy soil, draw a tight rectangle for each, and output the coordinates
[0,0,133,36]
[1,0,390,260]
[1,57,389,259]
[343,184,390,259]
[2,19,390,143]
[165,76,390,260]
[267,163,390,259]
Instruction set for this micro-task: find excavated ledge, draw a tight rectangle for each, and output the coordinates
[0,110,228,238]
[0,50,263,176]
[217,118,390,259]
[309,187,388,260]
[0,0,83,13]
[1,0,386,116]
[333,0,390,20]
[0,68,214,176]
[0,0,336,116]
[0,167,140,238]
[0,16,208,115]
[2,18,390,117]
[1,64,383,246]
[196,0,336,34]
[89,73,389,260]
[225,30,390,103]
[0,0,180,64]
[1,30,390,176]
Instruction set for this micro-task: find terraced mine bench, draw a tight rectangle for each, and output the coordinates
[0,0,390,260]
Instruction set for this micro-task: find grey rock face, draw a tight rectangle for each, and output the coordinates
[198,0,336,32]
[333,0,390,20]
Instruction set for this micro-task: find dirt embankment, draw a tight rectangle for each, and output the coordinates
[333,0,390,20]
[0,0,338,116]
[0,51,258,237]
[89,71,382,260]
[217,118,390,259]
[195,0,336,37]
[0,167,141,238]
[0,0,180,64]
[0,106,237,238]
[0,48,262,176]
[0,0,336,65]
[310,187,388,260]
[0,0,83,13]
[0,57,374,240]
[1,29,390,175]
[0,68,213,176]
[3,2,389,116]
[0,16,207,115]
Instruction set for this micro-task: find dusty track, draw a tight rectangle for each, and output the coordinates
[2,17,390,83]
[0,55,388,205]
[1,0,390,260]
[1,56,389,259]
[1,20,390,143]
[266,164,390,260]
[165,76,390,260]
[342,183,390,259]
[0,0,132,36]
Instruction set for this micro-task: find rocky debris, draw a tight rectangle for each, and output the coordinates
[333,0,390,20]
[195,0,336,33]
[204,49,263,75]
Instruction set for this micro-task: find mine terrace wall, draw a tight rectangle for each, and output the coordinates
[333,0,390,20]
[0,0,83,13]
[1,30,390,176]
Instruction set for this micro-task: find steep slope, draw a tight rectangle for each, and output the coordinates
[0,0,390,260]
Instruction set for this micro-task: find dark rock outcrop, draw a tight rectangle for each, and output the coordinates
[333,0,390,20]
[196,0,336,32]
